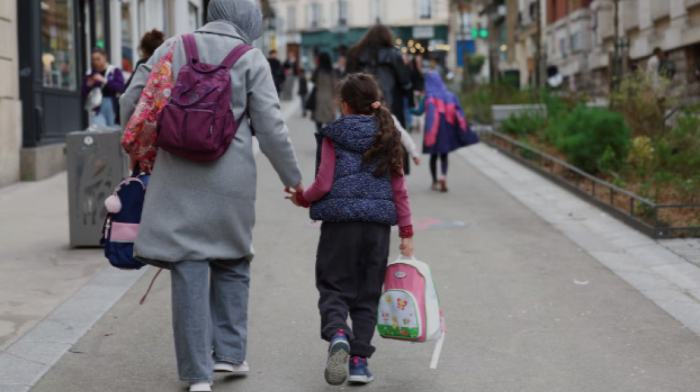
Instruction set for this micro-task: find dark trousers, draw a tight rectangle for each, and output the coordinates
[430,153,449,183]
[316,221,391,358]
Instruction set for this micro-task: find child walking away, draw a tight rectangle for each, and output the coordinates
[287,74,414,386]
[411,72,479,192]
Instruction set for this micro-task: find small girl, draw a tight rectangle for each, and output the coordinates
[411,71,478,192]
[287,74,414,386]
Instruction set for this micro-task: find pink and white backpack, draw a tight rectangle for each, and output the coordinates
[378,256,446,368]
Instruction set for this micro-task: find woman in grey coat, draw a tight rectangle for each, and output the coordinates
[119,1,303,391]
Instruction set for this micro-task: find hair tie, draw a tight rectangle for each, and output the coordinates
[371,102,380,110]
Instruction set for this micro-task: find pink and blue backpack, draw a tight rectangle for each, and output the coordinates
[378,256,446,368]
[101,166,149,270]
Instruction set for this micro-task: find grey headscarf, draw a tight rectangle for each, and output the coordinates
[207,0,263,45]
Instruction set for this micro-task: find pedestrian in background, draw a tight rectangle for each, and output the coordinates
[119,0,303,391]
[82,47,124,127]
[268,49,286,95]
[286,73,414,387]
[310,52,337,133]
[411,72,476,192]
[298,67,309,115]
[410,54,426,133]
[124,29,165,91]
[335,56,347,80]
[346,24,414,128]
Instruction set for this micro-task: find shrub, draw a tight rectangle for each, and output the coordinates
[500,110,545,137]
[611,68,677,138]
[658,106,700,179]
[628,136,654,170]
[554,105,632,174]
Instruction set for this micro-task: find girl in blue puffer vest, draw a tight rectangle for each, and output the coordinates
[287,73,414,386]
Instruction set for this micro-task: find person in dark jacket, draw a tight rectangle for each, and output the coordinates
[124,29,165,91]
[297,67,309,115]
[346,24,414,128]
[82,47,125,127]
[268,50,286,95]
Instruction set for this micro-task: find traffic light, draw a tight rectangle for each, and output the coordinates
[471,28,489,39]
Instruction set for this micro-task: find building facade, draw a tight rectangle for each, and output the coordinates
[269,0,450,71]
[0,1,21,187]
[2,0,206,186]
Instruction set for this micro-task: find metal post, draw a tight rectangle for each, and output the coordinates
[630,197,635,217]
[654,206,659,234]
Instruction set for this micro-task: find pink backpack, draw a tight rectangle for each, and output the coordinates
[378,256,446,368]
[157,34,252,162]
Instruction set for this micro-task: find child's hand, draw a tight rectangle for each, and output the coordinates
[413,157,421,166]
[284,187,303,207]
[399,238,414,258]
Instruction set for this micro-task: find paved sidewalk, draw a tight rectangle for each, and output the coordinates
[25,114,700,392]
[0,174,106,353]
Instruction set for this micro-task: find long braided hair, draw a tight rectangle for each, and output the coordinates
[337,73,403,177]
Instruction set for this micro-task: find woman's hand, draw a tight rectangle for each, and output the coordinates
[413,157,421,166]
[399,238,414,258]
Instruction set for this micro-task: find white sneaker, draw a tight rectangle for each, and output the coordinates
[189,381,212,392]
[214,360,249,376]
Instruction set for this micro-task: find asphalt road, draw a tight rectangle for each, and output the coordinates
[30,113,700,392]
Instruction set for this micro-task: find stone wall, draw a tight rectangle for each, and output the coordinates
[0,1,21,188]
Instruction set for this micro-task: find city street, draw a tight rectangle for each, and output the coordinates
[20,112,700,392]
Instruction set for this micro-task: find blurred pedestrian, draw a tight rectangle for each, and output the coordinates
[298,67,309,115]
[285,73,414,386]
[268,49,286,95]
[119,0,303,391]
[335,56,347,79]
[411,72,477,192]
[410,54,426,133]
[284,52,299,76]
[124,29,165,91]
[82,47,124,127]
[309,52,337,133]
[346,24,414,128]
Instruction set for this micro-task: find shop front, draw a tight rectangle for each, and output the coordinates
[18,0,111,180]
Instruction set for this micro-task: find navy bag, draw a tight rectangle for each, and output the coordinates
[101,165,150,270]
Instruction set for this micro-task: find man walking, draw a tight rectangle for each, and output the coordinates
[268,50,286,95]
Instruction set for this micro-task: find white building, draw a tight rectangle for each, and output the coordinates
[269,0,450,70]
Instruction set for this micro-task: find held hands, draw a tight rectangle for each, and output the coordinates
[93,74,105,84]
[284,183,305,207]
[413,157,421,166]
[399,238,414,258]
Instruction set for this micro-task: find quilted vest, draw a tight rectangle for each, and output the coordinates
[310,115,398,226]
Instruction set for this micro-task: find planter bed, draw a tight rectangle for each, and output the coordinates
[474,128,700,239]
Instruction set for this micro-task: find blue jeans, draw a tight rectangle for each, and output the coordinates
[170,259,250,382]
[92,98,117,127]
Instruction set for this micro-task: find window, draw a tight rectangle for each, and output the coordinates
[121,2,134,73]
[311,3,320,28]
[559,38,567,57]
[189,4,200,32]
[338,1,348,26]
[40,0,77,90]
[570,31,581,52]
[288,5,296,31]
[372,0,383,24]
[420,0,432,19]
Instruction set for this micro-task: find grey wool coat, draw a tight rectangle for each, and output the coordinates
[119,22,302,265]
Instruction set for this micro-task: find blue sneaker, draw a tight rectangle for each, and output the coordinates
[348,356,374,384]
[324,330,350,385]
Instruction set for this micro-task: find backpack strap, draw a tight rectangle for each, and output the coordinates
[221,44,254,70]
[182,34,200,63]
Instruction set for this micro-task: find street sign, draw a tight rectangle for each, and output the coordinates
[413,26,435,39]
